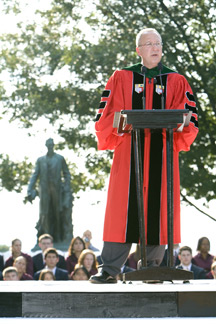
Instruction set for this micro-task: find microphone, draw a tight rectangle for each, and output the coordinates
[141,65,147,110]
[157,62,165,110]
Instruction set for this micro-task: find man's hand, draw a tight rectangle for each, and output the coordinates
[24,189,38,204]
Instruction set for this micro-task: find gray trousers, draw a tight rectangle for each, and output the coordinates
[100,242,165,277]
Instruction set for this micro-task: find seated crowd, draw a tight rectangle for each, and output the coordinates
[0,234,216,281]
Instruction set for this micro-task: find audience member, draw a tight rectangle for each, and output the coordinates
[33,234,66,273]
[13,256,33,280]
[137,246,165,268]
[71,266,90,280]
[192,237,214,272]
[34,248,68,280]
[121,265,135,273]
[4,239,34,276]
[206,261,216,279]
[75,249,98,276]
[126,244,141,269]
[39,269,55,280]
[117,264,135,280]
[0,253,4,280]
[82,230,100,252]
[66,236,85,274]
[176,246,206,279]
[160,244,181,267]
[2,236,216,283]
[0,254,4,272]
[3,266,19,281]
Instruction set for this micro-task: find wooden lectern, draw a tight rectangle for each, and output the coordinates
[113,109,193,282]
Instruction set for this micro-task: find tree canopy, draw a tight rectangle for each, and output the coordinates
[0,0,215,206]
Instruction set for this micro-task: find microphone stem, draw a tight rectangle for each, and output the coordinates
[141,65,147,110]
[143,73,146,110]
[161,94,165,110]
[159,71,165,110]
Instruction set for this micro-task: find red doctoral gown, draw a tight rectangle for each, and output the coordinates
[95,63,198,245]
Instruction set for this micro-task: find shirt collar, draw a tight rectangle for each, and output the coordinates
[181,263,192,271]
[45,266,56,275]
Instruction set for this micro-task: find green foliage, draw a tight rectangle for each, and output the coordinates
[0,154,33,193]
[0,244,9,252]
[84,0,216,202]
[0,0,215,203]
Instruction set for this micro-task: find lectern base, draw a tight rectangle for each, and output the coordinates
[122,267,193,282]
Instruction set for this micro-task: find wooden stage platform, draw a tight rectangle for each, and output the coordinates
[0,280,216,318]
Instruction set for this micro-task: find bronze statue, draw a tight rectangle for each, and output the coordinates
[27,138,73,243]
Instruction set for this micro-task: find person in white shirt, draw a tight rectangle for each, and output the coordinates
[160,243,181,267]
[176,246,206,279]
[82,230,100,252]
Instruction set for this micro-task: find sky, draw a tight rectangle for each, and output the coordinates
[0,1,216,258]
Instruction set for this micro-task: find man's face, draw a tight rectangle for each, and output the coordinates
[46,140,54,153]
[4,272,19,281]
[136,32,162,69]
[179,250,192,266]
[83,230,92,241]
[45,253,59,269]
[39,239,53,252]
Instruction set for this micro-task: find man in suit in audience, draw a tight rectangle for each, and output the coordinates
[0,254,4,272]
[160,244,181,267]
[176,246,206,279]
[33,234,66,273]
[0,254,4,280]
[34,248,68,280]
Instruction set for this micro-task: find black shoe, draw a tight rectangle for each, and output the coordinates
[89,271,117,284]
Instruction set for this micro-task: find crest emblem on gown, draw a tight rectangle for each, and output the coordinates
[155,84,164,95]
[135,84,144,94]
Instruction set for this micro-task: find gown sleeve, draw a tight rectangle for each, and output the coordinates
[95,70,129,150]
[168,74,198,152]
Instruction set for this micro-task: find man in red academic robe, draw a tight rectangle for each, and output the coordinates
[90,28,198,283]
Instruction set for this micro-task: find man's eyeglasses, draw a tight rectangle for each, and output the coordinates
[138,42,163,48]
